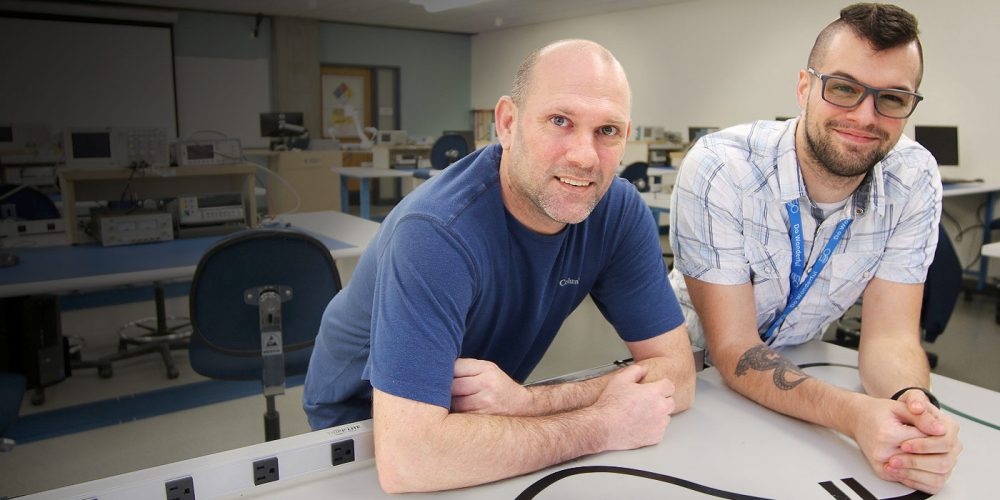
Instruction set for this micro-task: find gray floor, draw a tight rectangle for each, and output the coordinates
[3,219,999,497]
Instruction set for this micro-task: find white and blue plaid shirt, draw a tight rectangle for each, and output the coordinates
[669,118,942,349]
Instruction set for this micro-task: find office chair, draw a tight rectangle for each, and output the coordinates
[188,228,341,442]
[96,283,192,380]
[0,372,26,452]
[430,133,470,169]
[0,184,61,265]
[986,218,1000,324]
[832,224,961,368]
[411,134,471,181]
[619,162,650,193]
[0,184,60,220]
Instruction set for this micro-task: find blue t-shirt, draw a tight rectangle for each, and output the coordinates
[303,144,684,429]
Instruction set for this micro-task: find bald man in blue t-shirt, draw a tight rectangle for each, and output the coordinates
[303,39,694,493]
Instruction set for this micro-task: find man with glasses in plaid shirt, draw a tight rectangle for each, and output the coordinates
[669,3,961,494]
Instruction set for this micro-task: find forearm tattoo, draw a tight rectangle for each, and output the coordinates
[734,345,810,390]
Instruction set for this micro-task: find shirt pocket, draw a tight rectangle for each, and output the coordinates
[827,252,880,312]
[745,237,791,318]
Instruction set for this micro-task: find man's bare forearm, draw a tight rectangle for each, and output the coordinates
[858,332,930,399]
[526,376,608,415]
[377,406,606,492]
[527,354,693,416]
[857,278,930,398]
[637,353,696,412]
[377,367,674,493]
[719,344,865,437]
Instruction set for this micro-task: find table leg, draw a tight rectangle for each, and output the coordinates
[649,207,669,228]
[360,179,371,220]
[979,191,996,290]
[339,175,350,214]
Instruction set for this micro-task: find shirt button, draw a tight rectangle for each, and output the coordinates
[863,272,870,279]
[855,208,864,216]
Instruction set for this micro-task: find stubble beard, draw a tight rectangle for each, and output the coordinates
[508,138,602,226]
[804,115,893,179]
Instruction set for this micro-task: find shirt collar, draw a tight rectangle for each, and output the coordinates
[778,117,886,218]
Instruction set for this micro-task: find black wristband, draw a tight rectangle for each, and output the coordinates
[890,386,940,409]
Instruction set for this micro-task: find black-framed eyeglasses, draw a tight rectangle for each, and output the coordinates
[807,68,923,119]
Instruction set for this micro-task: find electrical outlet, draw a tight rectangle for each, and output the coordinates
[165,476,195,500]
[331,439,355,466]
[253,457,280,485]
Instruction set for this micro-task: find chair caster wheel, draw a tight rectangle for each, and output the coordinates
[98,364,113,379]
[167,367,180,379]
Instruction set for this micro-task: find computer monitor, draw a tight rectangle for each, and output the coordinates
[63,126,170,168]
[688,126,719,144]
[68,129,111,158]
[377,130,408,145]
[260,112,305,137]
[914,126,959,167]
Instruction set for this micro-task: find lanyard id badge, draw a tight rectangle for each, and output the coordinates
[761,200,852,342]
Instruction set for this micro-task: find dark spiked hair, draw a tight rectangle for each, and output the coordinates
[808,3,923,85]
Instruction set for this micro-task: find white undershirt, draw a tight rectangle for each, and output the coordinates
[812,198,849,220]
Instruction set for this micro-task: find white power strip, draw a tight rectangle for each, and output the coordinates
[24,421,375,500]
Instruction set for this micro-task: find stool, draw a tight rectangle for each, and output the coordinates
[72,281,191,379]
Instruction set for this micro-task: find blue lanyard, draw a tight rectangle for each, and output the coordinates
[761,200,853,342]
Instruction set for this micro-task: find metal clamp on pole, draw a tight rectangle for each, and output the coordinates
[245,285,293,441]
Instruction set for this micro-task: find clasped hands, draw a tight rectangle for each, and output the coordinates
[449,358,676,450]
[854,389,962,494]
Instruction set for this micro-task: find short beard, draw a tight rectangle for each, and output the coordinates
[507,131,602,226]
[536,187,600,225]
[805,119,891,178]
[512,160,601,225]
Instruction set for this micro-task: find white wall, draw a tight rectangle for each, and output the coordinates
[175,56,272,149]
[471,0,1000,271]
[471,0,998,183]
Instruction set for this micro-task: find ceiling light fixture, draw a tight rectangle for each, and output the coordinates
[409,0,494,14]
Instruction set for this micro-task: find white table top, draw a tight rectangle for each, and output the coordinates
[647,166,677,175]
[331,166,417,178]
[0,211,379,298]
[271,211,380,259]
[941,182,1000,197]
[27,341,999,499]
[982,242,1000,259]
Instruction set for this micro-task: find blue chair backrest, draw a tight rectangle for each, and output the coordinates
[0,184,60,220]
[430,134,471,169]
[619,162,650,192]
[189,229,341,360]
[921,224,962,342]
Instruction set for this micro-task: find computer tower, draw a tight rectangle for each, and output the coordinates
[0,295,68,393]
